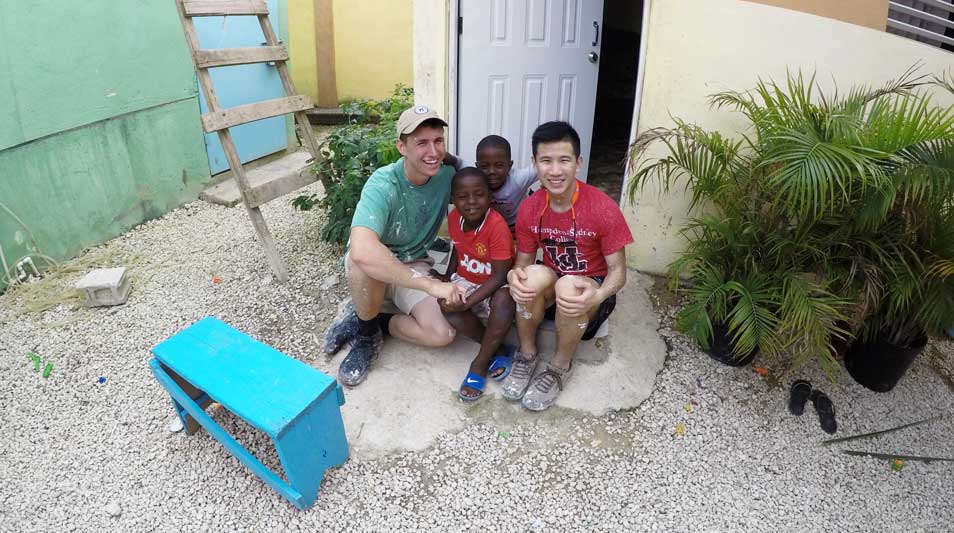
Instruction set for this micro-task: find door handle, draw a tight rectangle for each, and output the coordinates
[588,51,598,63]
[592,21,600,46]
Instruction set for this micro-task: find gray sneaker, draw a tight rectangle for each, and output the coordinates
[522,362,573,411]
[322,300,357,355]
[501,351,539,400]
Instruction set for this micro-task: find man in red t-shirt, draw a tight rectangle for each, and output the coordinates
[504,121,634,411]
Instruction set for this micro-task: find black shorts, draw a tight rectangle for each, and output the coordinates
[543,275,616,341]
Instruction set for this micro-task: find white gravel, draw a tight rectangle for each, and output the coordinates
[1,184,952,532]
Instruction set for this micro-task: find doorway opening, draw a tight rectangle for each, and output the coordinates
[588,0,644,204]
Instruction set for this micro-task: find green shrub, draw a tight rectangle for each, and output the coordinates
[292,85,413,245]
[628,69,954,379]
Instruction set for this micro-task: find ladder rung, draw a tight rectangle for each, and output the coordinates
[183,0,268,17]
[195,46,288,68]
[201,95,313,132]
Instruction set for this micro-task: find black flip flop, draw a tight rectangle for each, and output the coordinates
[788,380,813,416]
[810,390,837,434]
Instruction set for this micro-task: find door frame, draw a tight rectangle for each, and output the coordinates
[447,0,461,154]
[446,0,652,164]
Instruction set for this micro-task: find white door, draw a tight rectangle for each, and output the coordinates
[457,0,603,181]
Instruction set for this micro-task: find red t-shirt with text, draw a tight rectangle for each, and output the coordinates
[515,181,633,277]
[448,208,513,284]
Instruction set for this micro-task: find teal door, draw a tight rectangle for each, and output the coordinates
[194,0,287,174]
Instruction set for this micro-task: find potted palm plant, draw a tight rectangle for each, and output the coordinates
[628,69,954,384]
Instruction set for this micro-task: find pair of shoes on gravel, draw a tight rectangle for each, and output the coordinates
[322,301,383,387]
[789,380,837,434]
[500,351,571,411]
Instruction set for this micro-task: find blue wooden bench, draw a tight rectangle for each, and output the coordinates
[149,317,348,509]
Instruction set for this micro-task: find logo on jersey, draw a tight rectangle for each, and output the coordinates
[460,253,492,276]
[544,245,588,274]
[475,242,487,256]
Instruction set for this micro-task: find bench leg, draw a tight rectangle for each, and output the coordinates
[158,361,213,435]
[149,359,308,508]
[273,389,350,508]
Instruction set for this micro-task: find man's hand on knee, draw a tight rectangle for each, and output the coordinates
[556,277,600,317]
[508,266,537,305]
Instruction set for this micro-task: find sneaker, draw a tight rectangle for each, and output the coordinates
[338,331,383,387]
[501,351,539,400]
[322,300,358,355]
[522,362,573,411]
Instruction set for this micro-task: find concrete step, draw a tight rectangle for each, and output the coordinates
[199,151,317,208]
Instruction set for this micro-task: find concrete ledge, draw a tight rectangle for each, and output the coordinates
[330,269,666,458]
[199,151,316,207]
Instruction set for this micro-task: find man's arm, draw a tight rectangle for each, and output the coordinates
[555,248,628,316]
[594,248,627,302]
[349,226,464,303]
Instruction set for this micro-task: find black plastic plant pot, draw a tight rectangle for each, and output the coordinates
[845,332,928,393]
[704,321,757,367]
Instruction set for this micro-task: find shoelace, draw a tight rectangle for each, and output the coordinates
[511,357,536,379]
[533,369,564,393]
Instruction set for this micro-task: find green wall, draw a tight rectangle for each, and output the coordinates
[0,101,211,274]
[0,1,211,292]
[0,1,295,293]
[0,2,199,150]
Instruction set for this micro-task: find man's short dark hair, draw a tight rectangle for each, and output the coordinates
[451,166,490,192]
[399,118,447,144]
[531,121,581,158]
[476,135,512,160]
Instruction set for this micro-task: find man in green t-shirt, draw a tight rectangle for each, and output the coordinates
[322,105,467,386]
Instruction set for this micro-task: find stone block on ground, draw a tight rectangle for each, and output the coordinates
[75,267,130,307]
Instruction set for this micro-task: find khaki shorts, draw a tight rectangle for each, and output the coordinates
[450,273,492,320]
[345,253,433,315]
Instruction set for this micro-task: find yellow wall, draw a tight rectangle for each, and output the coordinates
[289,0,414,105]
[626,0,954,273]
[335,0,414,101]
[289,0,319,103]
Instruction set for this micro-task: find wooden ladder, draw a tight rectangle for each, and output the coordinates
[175,0,327,283]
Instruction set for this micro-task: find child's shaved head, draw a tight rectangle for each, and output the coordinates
[476,135,511,160]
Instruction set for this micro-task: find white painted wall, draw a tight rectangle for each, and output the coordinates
[413,0,449,119]
[413,0,954,274]
[625,0,954,274]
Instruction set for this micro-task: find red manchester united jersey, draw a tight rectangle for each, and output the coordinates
[448,208,513,284]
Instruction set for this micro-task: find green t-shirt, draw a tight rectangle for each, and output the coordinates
[350,158,454,262]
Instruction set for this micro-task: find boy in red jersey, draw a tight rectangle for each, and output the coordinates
[504,122,634,411]
[437,167,516,401]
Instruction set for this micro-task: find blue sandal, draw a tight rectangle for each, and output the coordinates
[488,345,516,381]
[458,372,486,401]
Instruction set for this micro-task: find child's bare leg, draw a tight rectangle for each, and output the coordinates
[479,287,516,378]
[460,288,516,398]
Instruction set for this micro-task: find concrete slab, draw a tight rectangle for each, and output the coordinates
[333,269,666,458]
[199,151,316,207]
